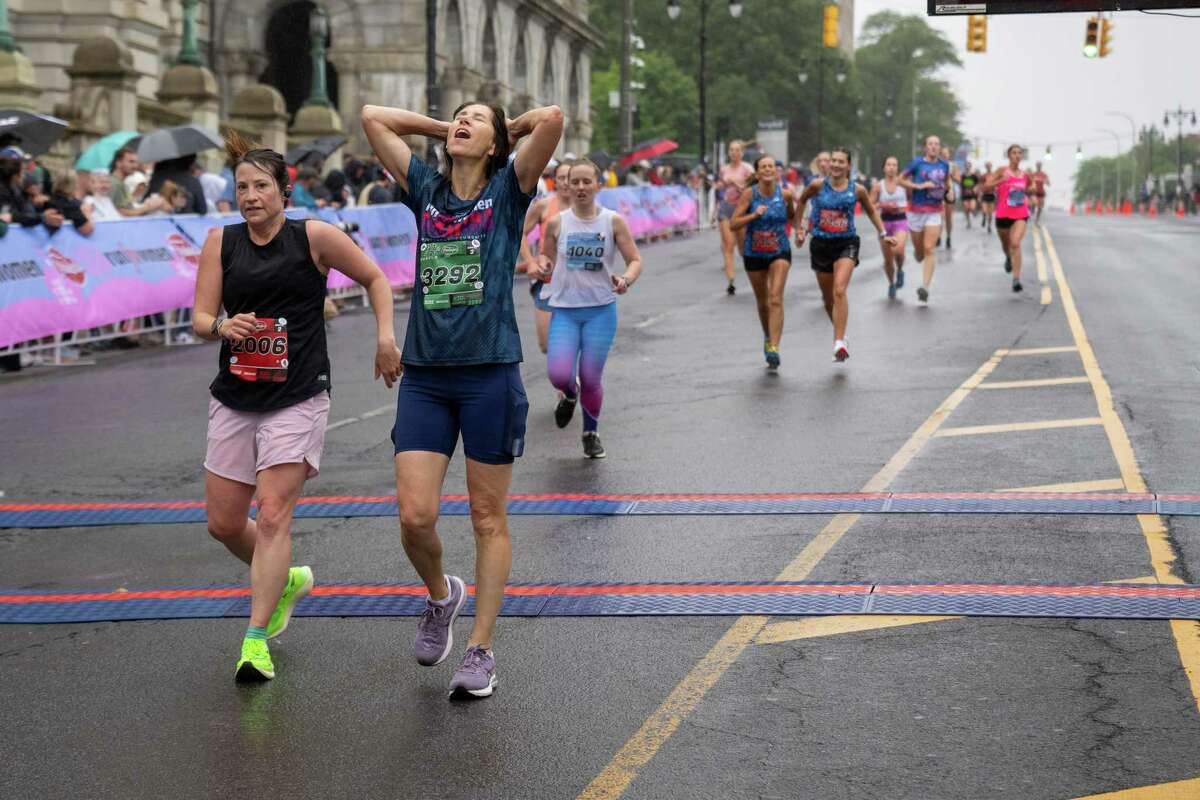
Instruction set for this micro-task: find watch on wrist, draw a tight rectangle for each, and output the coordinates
[210,317,225,337]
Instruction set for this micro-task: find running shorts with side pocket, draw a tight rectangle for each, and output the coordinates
[717,201,738,221]
[204,391,330,485]
[391,363,528,465]
[809,235,861,274]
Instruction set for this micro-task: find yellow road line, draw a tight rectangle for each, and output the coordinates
[935,417,1102,437]
[977,376,1090,390]
[1032,226,1052,305]
[1044,226,1200,713]
[1032,225,1050,283]
[1070,775,1200,799]
[1006,345,1078,356]
[577,350,1007,800]
[756,615,959,645]
[997,478,1126,493]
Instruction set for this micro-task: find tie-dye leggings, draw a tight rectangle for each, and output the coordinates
[546,303,618,433]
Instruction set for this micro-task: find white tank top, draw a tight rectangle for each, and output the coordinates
[878,179,907,217]
[545,207,619,308]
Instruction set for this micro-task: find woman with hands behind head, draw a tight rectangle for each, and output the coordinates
[362,99,562,700]
[191,132,402,684]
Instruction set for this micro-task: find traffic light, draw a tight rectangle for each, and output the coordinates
[1083,17,1099,58]
[1099,18,1114,57]
[823,3,839,49]
[966,15,987,53]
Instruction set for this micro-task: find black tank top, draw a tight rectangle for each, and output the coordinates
[209,218,330,412]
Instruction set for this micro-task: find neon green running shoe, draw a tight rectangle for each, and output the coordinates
[268,566,314,639]
[235,638,275,682]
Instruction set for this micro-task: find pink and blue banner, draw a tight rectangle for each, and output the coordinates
[0,219,200,348]
[0,204,420,349]
[524,186,699,253]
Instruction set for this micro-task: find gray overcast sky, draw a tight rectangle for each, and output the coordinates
[853,1,1200,205]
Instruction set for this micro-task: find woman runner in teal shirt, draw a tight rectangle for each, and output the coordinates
[363,100,562,700]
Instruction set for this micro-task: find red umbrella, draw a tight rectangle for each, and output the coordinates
[619,138,679,168]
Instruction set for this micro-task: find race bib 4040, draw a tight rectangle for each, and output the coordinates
[419,238,484,310]
[565,231,607,271]
[229,317,288,383]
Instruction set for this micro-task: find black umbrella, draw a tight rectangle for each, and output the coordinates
[285,135,348,166]
[586,150,613,171]
[134,124,223,163]
[0,109,69,156]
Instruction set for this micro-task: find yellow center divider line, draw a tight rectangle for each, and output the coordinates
[1071,774,1200,799]
[1032,226,1053,305]
[997,478,1127,493]
[934,417,1102,438]
[577,350,1007,800]
[1006,345,1078,356]
[977,376,1091,390]
[756,615,959,645]
[1043,226,1200,714]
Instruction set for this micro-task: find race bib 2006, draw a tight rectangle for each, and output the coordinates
[229,317,288,383]
[419,238,484,310]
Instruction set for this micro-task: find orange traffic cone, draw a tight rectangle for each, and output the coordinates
[1069,203,1076,215]
[1148,205,1158,218]
[1123,200,1133,215]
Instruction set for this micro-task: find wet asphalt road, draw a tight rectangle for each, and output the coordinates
[2,211,1199,800]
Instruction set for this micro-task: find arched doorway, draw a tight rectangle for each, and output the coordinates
[259,0,340,122]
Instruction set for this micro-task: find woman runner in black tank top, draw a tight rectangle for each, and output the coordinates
[191,133,402,683]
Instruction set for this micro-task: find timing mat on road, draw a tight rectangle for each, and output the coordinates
[3,581,1200,624]
[3,492,1200,529]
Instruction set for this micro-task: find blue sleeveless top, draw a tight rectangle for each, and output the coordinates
[809,178,857,239]
[742,183,790,259]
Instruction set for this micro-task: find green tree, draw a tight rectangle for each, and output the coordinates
[587,1,967,173]
[1073,128,1198,203]
[590,50,698,154]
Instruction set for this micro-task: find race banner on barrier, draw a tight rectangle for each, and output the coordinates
[0,219,200,348]
[334,204,417,290]
[525,185,699,251]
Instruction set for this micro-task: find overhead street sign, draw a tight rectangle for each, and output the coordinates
[930,1,1200,14]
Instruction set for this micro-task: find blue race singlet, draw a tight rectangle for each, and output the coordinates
[809,179,857,239]
[742,183,791,259]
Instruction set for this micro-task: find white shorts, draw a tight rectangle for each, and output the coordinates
[204,392,330,486]
[906,211,943,232]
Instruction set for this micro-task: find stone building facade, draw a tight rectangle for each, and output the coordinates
[7,0,599,162]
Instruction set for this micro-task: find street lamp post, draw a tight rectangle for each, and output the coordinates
[1097,128,1122,204]
[667,0,743,169]
[798,52,844,152]
[910,48,925,158]
[306,6,330,107]
[425,0,440,161]
[1163,106,1197,203]
[1106,110,1136,200]
[0,0,18,53]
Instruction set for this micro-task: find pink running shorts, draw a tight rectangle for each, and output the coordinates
[204,392,331,485]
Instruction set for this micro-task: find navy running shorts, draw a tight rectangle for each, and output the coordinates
[391,363,528,465]
[743,252,792,272]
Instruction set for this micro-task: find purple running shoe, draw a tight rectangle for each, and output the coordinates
[448,645,497,699]
[414,575,465,666]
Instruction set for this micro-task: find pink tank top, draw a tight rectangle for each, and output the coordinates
[995,169,1030,220]
[720,162,754,204]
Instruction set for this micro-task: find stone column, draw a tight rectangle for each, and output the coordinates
[228,84,288,154]
[289,5,343,171]
[0,0,40,112]
[157,0,221,168]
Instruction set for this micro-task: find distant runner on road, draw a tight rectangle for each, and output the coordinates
[519,160,572,354]
[982,144,1031,294]
[870,156,909,299]
[979,160,997,234]
[1029,161,1050,225]
[714,141,754,297]
[794,147,896,362]
[730,153,796,369]
[899,134,953,304]
[192,133,402,683]
[536,159,643,458]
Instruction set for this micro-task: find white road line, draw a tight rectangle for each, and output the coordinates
[634,313,669,329]
[327,403,393,432]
